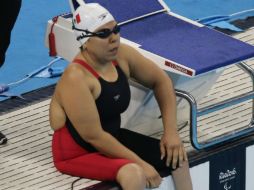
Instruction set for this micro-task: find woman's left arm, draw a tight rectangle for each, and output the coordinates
[120,43,187,169]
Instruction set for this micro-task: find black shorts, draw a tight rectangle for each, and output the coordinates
[119,128,172,177]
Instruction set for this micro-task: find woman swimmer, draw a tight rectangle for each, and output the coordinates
[49,3,193,190]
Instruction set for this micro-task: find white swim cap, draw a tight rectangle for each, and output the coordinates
[72,3,115,45]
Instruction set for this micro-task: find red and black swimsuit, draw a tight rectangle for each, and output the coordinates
[66,59,131,152]
[52,59,172,181]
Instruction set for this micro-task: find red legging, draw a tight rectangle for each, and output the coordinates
[52,126,132,181]
[52,126,172,181]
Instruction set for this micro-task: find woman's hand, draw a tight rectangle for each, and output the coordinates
[140,161,162,189]
[160,129,187,169]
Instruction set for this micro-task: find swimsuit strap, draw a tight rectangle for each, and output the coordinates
[73,58,100,78]
[112,60,118,66]
[73,59,119,78]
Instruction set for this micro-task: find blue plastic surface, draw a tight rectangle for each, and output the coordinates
[120,13,254,75]
[85,0,164,23]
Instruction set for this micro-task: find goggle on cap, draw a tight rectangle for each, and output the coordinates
[72,3,115,45]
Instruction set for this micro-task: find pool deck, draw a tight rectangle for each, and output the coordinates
[1,27,254,189]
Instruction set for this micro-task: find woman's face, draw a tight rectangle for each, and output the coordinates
[85,21,120,63]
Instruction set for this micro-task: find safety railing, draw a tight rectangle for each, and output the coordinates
[176,61,254,150]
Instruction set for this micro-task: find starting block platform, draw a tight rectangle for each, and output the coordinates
[45,0,254,150]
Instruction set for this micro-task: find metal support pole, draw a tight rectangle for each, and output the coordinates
[237,62,254,126]
[175,65,254,150]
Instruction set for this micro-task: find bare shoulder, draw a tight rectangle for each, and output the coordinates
[118,42,149,67]
[118,43,140,60]
[61,63,88,84]
[117,42,168,89]
[58,62,102,106]
[116,43,142,78]
[56,63,96,94]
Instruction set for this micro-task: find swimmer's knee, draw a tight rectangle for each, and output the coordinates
[116,163,146,188]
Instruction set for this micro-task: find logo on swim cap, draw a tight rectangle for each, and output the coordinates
[72,3,115,45]
[98,13,108,21]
